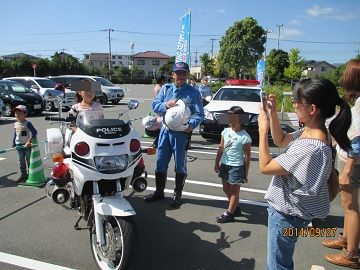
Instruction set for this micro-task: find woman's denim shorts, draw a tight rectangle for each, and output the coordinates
[218,163,246,185]
[337,158,360,188]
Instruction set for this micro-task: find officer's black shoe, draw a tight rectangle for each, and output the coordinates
[170,193,182,208]
[170,173,187,208]
[144,191,164,203]
[145,171,167,203]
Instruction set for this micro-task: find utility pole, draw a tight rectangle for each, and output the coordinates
[102,28,114,79]
[210,38,217,57]
[276,24,283,50]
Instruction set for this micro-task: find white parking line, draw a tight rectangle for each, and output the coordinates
[0,158,6,161]
[147,174,267,194]
[146,187,268,207]
[141,141,278,156]
[0,252,76,270]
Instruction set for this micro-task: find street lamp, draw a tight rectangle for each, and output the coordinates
[276,24,283,50]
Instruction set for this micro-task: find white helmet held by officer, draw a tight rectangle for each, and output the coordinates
[164,99,191,131]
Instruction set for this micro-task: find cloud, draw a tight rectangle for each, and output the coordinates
[289,19,301,25]
[268,27,303,39]
[198,7,226,16]
[281,28,303,39]
[306,4,359,21]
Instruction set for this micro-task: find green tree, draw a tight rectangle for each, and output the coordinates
[219,17,265,78]
[50,52,88,75]
[131,66,145,82]
[266,49,289,82]
[323,64,345,86]
[9,57,33,76]
[284,48,304,86]
[199,53,214,76]
[113,66,131,83]
[158,56,175,77]
[0,59,12,78]
[35,58,51,77]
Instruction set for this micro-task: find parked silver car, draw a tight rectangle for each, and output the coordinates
[50,75,124,104]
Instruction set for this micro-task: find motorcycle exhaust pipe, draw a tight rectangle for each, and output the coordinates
[51,186,70,204]
[132,176,147,193]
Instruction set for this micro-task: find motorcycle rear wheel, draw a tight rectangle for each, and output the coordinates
[90,216,138,270]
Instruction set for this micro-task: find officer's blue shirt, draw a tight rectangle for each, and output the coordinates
[152,83,204,129]
[198,84,212,99]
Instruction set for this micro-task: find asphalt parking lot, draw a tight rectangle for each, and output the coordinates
[0,84,348,270]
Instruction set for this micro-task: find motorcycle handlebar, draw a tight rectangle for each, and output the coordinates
[45,116,66,122]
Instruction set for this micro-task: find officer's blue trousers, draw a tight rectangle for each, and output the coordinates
[156,128,188,175]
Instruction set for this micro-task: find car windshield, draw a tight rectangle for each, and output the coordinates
[94,77,114,87]
[9,82,32,93]
[213,87,261,102]
[35,79,56,88]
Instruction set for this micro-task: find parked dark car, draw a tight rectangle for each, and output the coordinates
[0,80,44,116]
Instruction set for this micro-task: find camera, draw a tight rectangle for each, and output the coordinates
[260,90,268,110]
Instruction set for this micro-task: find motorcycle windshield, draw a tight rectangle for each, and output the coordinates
[76,110,131,138]
[117,109,130,123]
[76,110,105,126]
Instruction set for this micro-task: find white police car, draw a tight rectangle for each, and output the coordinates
[199,79,294,142]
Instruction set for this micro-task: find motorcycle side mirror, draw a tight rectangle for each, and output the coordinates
[128,99,139,110]
[44,90,60,102]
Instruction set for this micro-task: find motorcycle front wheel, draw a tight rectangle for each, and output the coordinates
[90,216,138,270]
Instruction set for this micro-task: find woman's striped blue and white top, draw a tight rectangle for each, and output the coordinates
[264,130,332,220]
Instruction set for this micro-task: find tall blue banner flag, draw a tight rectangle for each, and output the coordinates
[175,11,191,65]
[256,60,266,87]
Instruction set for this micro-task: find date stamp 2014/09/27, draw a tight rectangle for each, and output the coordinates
[283,227,337,237]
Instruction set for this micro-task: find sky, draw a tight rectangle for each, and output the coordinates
[1,0,360,65]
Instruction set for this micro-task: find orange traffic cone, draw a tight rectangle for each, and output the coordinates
[19,138,48,187]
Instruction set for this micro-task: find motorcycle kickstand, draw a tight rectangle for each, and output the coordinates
[127,191,135,198]
[74,216,90,231]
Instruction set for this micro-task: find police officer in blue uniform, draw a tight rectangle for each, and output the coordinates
[145,62,204,207]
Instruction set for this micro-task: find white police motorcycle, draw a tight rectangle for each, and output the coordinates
[44,100,147,270]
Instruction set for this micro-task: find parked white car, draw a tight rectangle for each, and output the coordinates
[50,75,124,104]
[3,77,76,111]
[199,79,294,142]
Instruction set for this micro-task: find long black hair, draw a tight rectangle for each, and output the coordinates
[293,78,351,151]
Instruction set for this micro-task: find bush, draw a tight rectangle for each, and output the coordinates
[263,82,294,112]
[209,81,225,93]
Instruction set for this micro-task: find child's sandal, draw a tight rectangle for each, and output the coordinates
[216,212,235,223]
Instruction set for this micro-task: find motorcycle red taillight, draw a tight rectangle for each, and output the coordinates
[52,162,69,179]
[75,142,90,156]
[130,139,140,152]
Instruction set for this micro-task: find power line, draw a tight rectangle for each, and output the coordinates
[267,37,359,45]
[2,29,359,45]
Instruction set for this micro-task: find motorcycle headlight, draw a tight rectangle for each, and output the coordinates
[94,155,128,174]
[204,108,214,121]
